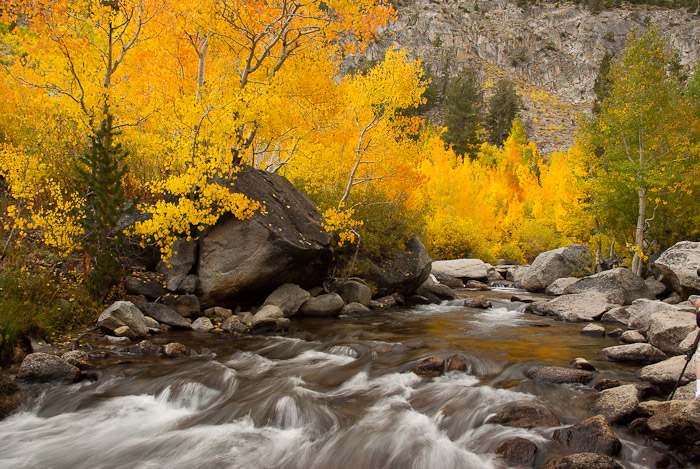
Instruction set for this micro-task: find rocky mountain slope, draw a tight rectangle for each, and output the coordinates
[353,0,700,153]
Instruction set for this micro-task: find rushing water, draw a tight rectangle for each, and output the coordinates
[0,289,681,468]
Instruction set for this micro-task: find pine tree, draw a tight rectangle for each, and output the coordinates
[486,79,523,146]
[442,68,485,160]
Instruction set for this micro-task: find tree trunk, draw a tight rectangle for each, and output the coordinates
[631,186,647,276]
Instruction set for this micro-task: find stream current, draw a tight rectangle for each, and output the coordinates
[0,289,680,468]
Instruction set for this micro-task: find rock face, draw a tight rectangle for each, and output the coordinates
[529,292,612,322]
[0,374,21,419]
[197,166,333,308]
[486,401,561,428]
[156,237,197,292]
[562,268,653,305]
[552,415,621,456]
[97,301,150,337]
[655,241,700,299]
[17,353,80,383]
[369,235,432,296]
[431,258,490,282]
[521,245,593,292]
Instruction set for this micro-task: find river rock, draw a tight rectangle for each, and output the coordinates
[496,437,537,466]
[204,306,233,320]
[276,318,291,331]
[142,316,160,331]
[462,297,492,309]
[679,330,700,354]
[465,280,490,291]
[129,340,161,356]
[521,245,593,293]
[162,343,189,358]
[114,325,137,341]
[446,353,468,372]
[249,304,285,332]
[17,353,80,383]
[339,302,372,317]
[124,273,168,300]
[527,366,593,384]
[262,283,311,317]
[97,301,150,337]
[300,293,344,317]
[0,374,21,419]
[505,265,529,283]
[405,294,431,306]
[486,401,561,428]
[592,384,639,424]
[196,166,333,308]
[413,356,445,378]
[581,324,606,337]
[638,355,696,387]
[440,277,465,289]
[645,277,667,298]
[431,258,489,282]
[646,310,697,355]
[61,351,91,370]
[542,453,623,469]
[600,344,667,364]
[545,277,578,296]
[332,280,372,306]
[370,295,397,309]
[571,357,595,371]
[222,315,248,333]
[600,307,629,326]
[664,292,682,304]
[162,294,200,318]
[642,399,700,445]
[415,276,458,300]
[562,268,653,305]
[655,241,700,299]
[528,292,613,322]
[156,236,197,292]
[192,317,214,332]
[369,235,432,296]
[139,303,193,329]
[105,336,131,346]
[553,415,621,456]
[620,330,646,344]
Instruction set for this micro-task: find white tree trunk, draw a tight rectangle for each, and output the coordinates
[631,186,647,276]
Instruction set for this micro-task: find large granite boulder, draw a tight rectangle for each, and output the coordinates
[197,166,333,308]
[369,235,432,296]
[655,241,700,300]
[528,292,613,322]
[521,245,593,292]
[627,299,691,333]
[332,280,372,306]
[97,301,150,337]
[640,399,700,445]
[17,353,80,383]
[545,277,578,296]
[431,259,490,282]
[300,293,344,317]
[415,276,458,300]
[562,268,653,305]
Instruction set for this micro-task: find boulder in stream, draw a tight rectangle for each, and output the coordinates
[552,414,621,456]
[139,302,193,329]
[17,353,80,383]
[638,355,696,387]
[645,310,697,355]
[61,351,91,370]
[528,292,613,322]
[332,280,372,306]
[527,366,593,384]
[486,401,561,428]
[431,258,490,282]
[369,235,432,297]
[592,384,639,424]
[496,437,537,466]
[262,283,311,317]
[97,301,150,338]
[196,166,333,308]
[412,356,445,378]
[162,343,189,358]
[521,245,593,292]
[545,277,578,296]
[600,344,667,364]
[562,267,653,305]
[300,293,344,317]
[446,353,468,372]
[162,294,200,318]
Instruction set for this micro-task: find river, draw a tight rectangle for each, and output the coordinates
[0,289,681,468]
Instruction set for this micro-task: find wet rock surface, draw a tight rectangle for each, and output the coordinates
[17,353,80,383]
[486,401,561,428]
[552,415,621,456]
